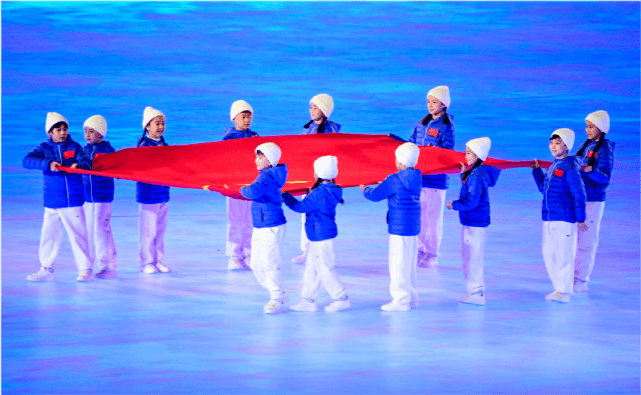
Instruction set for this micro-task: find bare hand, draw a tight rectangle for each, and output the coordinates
[49,161,61,171]
[459,162,466,173]
[531,159,539,169]
[359,184,366,192]
[70,163,78,168]
[446,202,453,210]
[583,166,593,172]
[577,222,589,232]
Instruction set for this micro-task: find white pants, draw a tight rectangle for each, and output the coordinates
[389,235,418,306]
[300,239,346,301]
[418,188,446,258]
[138,203,168,267]
[461,226,487,294]
[542,221,577,294]
[250,224,286,300]
[575,201,606,283]
[299,213,310,254]
[84,202,118,271]
[39,206,92,271]
[226,197,252,261]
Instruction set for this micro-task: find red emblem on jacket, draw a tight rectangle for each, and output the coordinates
[553,168,564,177]
[428,128,439,137]
[587,150,597,158]
[63,150,75,159]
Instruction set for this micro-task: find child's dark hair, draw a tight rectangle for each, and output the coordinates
[303,118,327,133]
[462,158,483,183]
[309,178,344,204]
[576,137,605,168]
[48,121,68,134]
[137,128,167,147]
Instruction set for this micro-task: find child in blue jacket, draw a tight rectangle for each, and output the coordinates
[224,100,259,271]
[82,115,118,279]
[23,112,94,282]
[532,128,587,303]
[283,156,350,313]
[447,137,500,306]
[137,106,172,274]
[409,85,455,268]
[360,142,422,312]
[240,142,289,314]
[573,111,615,292]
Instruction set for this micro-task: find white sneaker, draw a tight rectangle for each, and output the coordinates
[545,291,570,303]
[27,267,55,282]
[459,293,486,306]
[155,262,172,273]
[95,268,118,279]
[290,298,318,312]
[325,299,351,312]
[574,280,588,293]
[291,254,307,264]
[76,269,94,282]
[418,255,438,268]
[141,263,159,274]
[227,257,251,271]
[264,299,286,314]
[381,302,411,312]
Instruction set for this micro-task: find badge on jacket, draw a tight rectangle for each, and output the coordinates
[63,150,75,159]
[553,168,564,177]
[428,128,439,137]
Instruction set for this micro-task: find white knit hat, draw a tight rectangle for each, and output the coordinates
[142,106,165,128]
[310,93,334,118]
[45,112,68,133]
[466,137,492,161]
[314,155,339,180]
[230,100,253,122]
[551,128,575,152]
[83,115,108,138]
[427,85,451,108]
[256,142,281,166]
[395,142,420,167]
[585,110,610,134]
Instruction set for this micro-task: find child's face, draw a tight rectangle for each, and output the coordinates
[233,111,253,131]
[465,146,479,166]
[48,124,69,143]
[84,127,104,144]
[585,120,602,141]
[309,103,325,122]
[146,116,165,139]
[549,137,568,158]
[427,95,445,116]
[255,153,271,171]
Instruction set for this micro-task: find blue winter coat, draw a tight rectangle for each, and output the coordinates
[452,165,501,227]
[240,164,288,228]
[533,156,587,223]
[363,168,422,236]
[303,119,341,135]
[575,138,615,202]
[23,135,92,209]
[222,127,258,141]
[136,136,170,204]
[83,141,115,203]
[282,182,342,241]
[409,113,455,189]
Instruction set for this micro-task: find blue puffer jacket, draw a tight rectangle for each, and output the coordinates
[575,138,615,202]
[452,165,501,227]
[222,127,258,140]
[363,167,422,236]
[83,141,115,203]
[533,156,586,223]
[240,164,288,228]
[409,113,455,189]
[136,136,170,204]
[23,135,92,209]
[303,119,341,135]
[282,182,342,241]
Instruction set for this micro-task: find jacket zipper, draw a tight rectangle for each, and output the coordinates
[58,144,70,207]
[544,162,557,221]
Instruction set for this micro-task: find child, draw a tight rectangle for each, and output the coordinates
[573,110,615,292]
[137,106,171,274]
[283,156,351,312]
[446,137,500,306]
[532,129,587,303]
[224,100,258,271]
[409,85,455,268]
[23,112,94,282]
[292,93,342,265]
[240,142,289,314]
[82,115,118,279]
[360,142,422,311]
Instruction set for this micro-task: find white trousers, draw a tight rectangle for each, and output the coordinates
[300,239,346,301]
[84,202,118,271]
[299,213,310,254]
[461,226,487,294]
[418,188,446,257]
[250,224,286,300]
[389,235,418,306]
[138,203,168,266]
[575,201,606,283]
[542,221,577,294]
[226,197,252,261]
[39,206,92,271]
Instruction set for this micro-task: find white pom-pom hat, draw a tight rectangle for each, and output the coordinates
[84,115,108,138]
[395,142,420,167]
[230,100,253,122]
[585,110,610,134]
[466,137,492,161]
[310,93,334,118]
[45,112,68,133]
[256,142,282,166]
[551,128,575,152]
[142,106,165,129]
[314,155,339,180]
[427,85,451,108]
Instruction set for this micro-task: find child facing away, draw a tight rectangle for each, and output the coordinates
[240,143,289,314]
[409,85,456,268]
[82,115,118,279]
[532,128,587,303]
[360,142,422,312]
[573,111,615,292]
[446,137,500,306]
[23,112,94,282]
[292,93,342,265]
[224,100,259,271]
[137,106,172,274]
[283,156,351,313]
